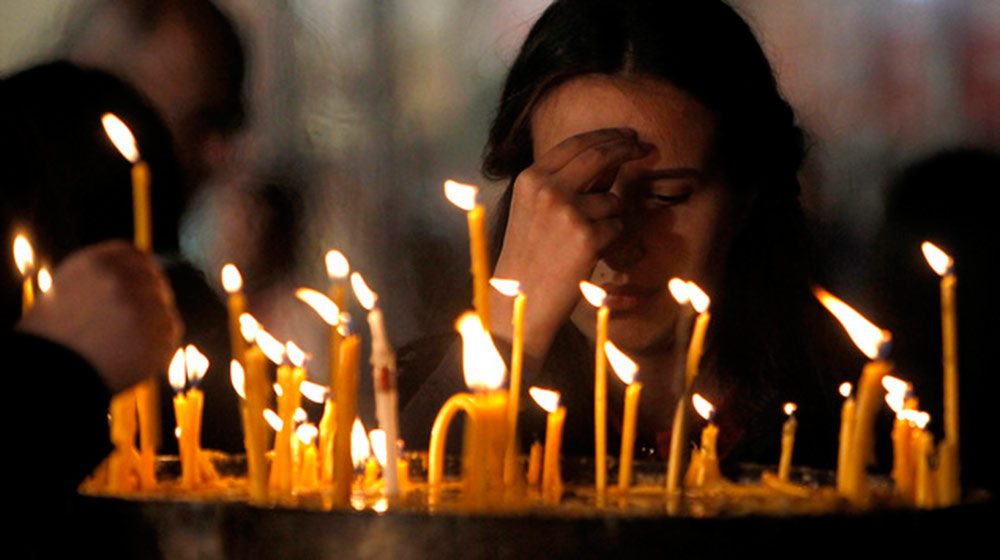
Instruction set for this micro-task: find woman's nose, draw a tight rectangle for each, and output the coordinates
[601,220,645,271]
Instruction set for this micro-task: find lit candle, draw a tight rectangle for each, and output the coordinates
[296,423,320,491]
[778,402,798,482]
[332,322,361,506]
[915,426,937,508]
[490,278,526,486]
[579,281,610,497]
[221,264,248,365]
[351,272,401,497]
[170,345,210,489]
[272,342,306,498]
[836,382,855,492]
[883,375,914,499]
[445,180,491,325]
[684,393,721,489]
[666,278,712,495]
[239,314,270,502]
[814,287,892,506]
[325,250,350,396]
[13,234,35,314]
[427,312,508,500]
[36,266,52,295]
[529,387,565,502]
[605,341,641,494]
[921,241,960,505]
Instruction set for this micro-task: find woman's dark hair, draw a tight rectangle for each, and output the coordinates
[483,0,845,465]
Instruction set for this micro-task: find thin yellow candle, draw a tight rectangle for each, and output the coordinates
[527,441,543,486]
[898,408,930,502]
[491,278,527,486]
[814,286,893,506]
[836,382,855,491]
[273,342,306,497]
[922,241,960,505]
[221,264,248,362]
[529,387,566,502]
[168,346,209,489]
[579,281,609,497]
[445,180,491,325]
[604,340,641,493]
[332,329,361,506]
[883,375,914,497]
[13,234,35,314]
[684,393,721,489]
[778,402,798,481]
[318,398,336,483]
[325,250,349,390]
[296,423,320,491]
[665,278,712,495]
[239,314,270,503]
[915,428,937,508]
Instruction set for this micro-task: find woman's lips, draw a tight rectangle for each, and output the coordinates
[601,284,660,311]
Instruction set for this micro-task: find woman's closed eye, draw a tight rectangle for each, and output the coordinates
[643,184,694,208]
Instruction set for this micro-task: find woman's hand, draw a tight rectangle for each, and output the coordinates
[490,128,649,366]
[18,241,183,393]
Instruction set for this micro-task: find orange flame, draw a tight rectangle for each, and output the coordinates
[296,423,318,446]
[286,341,306,368]
[529,386,560,413]
[184,345,209,385]
[263,409,283,432]
[783,402,797,416]
[813,287,891,360]
[444,179,478,211]
[296,288,341,326]
[351,418,371,469]
[230,360,245,399]
[899,409,931,429]
[692,393,715,421]
[273,383,283,398]
[604,340,638,385]
[351,272,377,311]
[239,313,259,343]
[293,408,308,424]
[168,348,186,392]
[255,328,285,365]
[921,241,953,277]
[300,380,328,404]
[369,428,388,467]
[13,234,33,276]
[325,249,350,280]
[101,113,140,163]
[455,311,507,391]
[490,278,521,297]
[668,278,710,312]
[839,382,853,398]
[579,281,607,307]
[668,278,690,304]
[37,267,52,294]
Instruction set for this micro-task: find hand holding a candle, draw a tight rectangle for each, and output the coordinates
[17,241,182,392]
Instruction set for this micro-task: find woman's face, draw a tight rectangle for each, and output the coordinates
[531,74,746,358]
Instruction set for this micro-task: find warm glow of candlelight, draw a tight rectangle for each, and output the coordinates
[168,348,186,392]
[351,272,377,310]
[239,313,259,343]
[286,341,306,367]
[221,264,242,293]
[813,287,891,360]
[184,345,209,384]
[300,381,328,404]
[921,241,953,276]
[900,410,931,429]
[840,382,853,398]
[444,179,478,211]
[605,341,638,385]
[784,402,798,416]
[255,329,285,365]
[692,393,715,421]
[230,360,246,399]
[37,267,52,293]
[529,387,561,414]
[264,409,283,432]
[325,250,350,280]
[668,278,690,304]
[369,429,388,467]
[489,278,520,297]
[455,312,507,391]
[296,288,341,325]
[579,281,607,307]
[101,113,140,163]
[882,375,909,414]
[686,282,710,314]
[351,418,371,469]
[13,234,33,275]
[296,423,318,446]
[294,408,308,424]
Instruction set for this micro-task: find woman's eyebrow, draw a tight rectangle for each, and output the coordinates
[642,167,704,180]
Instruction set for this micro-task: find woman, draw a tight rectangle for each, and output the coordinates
[400,0,860,472]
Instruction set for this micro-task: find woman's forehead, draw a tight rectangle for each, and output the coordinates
[530,74,716,165]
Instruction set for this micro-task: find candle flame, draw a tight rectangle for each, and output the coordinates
[668,278,690,304]
[273,383,283,398]
[351,418,371,469]
[37,267,52,294]
[529,386,560,413]
[184,344,209,384]
[813,287,891,360]
[13,234,33,275]
[101,113,140,163]
[168,348,186,392]
[579,281,607,307]
[263,409,283,432]
[296,288,341,326]
[369,428,388,467]
[883,375,909,414]
[255,328,285,365]
[899,409,931,429]
[239,313,259,343]
[783,402,797,416]
[921,241,953,277]
[686,282,710,313]
[296,423,318,446]
[444,179,478,211]
[230,360,245,399]
[351,272,377,311]
[325,249,350,279]
[604,340,638,385]
[692,393,715,421]
[221,264,243,293]
[490,278,521,297]
[286,341,306,367]
[175,427,182,439]
[455,311,507,391]
[293,407,308,425]
[300,380,328,404]
[839,382,853,398]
